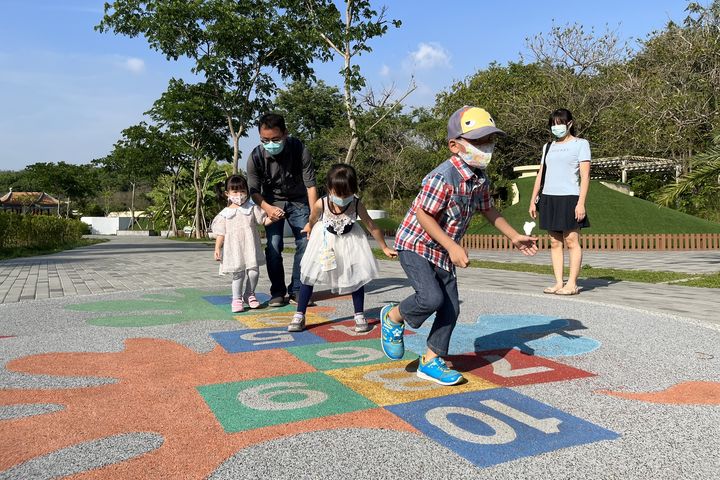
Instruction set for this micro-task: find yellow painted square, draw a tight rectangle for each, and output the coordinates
[237,311,329,329]
[325,360,498,406]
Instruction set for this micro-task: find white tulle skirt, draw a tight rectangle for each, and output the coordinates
[300,222,379,294]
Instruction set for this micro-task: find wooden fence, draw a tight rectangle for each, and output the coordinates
[381,231,720,251]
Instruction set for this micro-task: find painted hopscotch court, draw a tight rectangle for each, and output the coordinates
[1,286,719,478]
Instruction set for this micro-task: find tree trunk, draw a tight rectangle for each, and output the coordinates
[341,11,358,165]
[169,188,177,235]
[193,158,202,239]
[130,182,136,230]
[232,133,240,174]
[345,135,360,164]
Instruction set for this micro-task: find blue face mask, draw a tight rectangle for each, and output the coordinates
[330,194,354,207]
[263,139,285,156]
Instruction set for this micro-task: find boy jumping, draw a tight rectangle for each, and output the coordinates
[381,106,538,385]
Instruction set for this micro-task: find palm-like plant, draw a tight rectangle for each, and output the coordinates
[657,135,720,209]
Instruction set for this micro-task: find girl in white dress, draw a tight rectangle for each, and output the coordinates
[212,175,275,312]
[289,164,397,333]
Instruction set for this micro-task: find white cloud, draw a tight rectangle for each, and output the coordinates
[120,57,145,74]
[408,42,451,70]
[379,64,391,76]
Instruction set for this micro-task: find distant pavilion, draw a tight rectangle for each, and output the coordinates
[0,189,60,215]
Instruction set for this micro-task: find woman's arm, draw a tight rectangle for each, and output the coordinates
[529,163,544,220]
[576,161,590,221]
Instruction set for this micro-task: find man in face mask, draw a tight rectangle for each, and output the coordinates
[379,106,538,387]
[246,113,318,307]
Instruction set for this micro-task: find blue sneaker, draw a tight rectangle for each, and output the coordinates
[380,304,404,360]
[417,356,464,386]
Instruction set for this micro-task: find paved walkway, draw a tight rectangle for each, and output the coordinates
[1,236,719,479]
[1,237,718,325]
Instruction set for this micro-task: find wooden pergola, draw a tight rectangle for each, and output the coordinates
[590,156,681,183]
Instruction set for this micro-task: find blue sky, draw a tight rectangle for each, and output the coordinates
[0,0,690,171]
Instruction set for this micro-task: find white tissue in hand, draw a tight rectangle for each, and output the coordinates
[523,221,536,236]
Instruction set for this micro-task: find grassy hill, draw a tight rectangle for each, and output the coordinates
[467,177,720,235]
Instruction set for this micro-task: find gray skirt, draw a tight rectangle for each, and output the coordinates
[538,194,590,232]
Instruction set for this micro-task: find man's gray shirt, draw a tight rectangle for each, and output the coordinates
[246,136,316,203]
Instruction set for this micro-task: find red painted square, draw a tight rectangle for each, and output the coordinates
[309,318,381,342]
[447,348,595,387]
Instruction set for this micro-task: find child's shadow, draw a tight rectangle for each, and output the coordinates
[473,319,588,356]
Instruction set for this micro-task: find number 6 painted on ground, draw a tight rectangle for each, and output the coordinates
[237,382,328,411]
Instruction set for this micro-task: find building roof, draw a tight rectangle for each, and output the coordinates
[0,191,60,207]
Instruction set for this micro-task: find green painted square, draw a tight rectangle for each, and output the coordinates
[286,338,415,371]
[197,371,376,432]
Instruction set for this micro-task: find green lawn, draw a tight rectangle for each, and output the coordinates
[0,239,108,260]
[468,177,720,235]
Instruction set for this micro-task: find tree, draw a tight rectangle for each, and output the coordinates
[18,162,100,217]
[146,79,231,238]
[274,80,345,143]
[97,0,328,173]
[616,0,720,162]
[305,0,414,164]
[97,124,168,227]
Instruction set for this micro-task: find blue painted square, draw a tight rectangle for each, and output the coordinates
[386,388,618,468]
[211,328,327,353]
[405,314,600,358]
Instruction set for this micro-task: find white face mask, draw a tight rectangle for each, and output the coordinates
[551,124,568,138]
[458,140,495,169]
[228,193,247,206]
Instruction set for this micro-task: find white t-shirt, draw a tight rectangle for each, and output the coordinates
[541,138,591,196]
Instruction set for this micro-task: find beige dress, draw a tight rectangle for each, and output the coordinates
[211,203,266,274]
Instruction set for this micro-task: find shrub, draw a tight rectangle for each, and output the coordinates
[0,212,88,250]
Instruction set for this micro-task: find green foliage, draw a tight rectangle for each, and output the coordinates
[305,0,405,163]
[656,135,720,222]
[626,171,675,202]
[0,213,88,250]
[10,162,101,206]
[97,0,330,172]
[275,80,345,142]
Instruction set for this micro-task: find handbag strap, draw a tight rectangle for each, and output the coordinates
[539,142,552,191]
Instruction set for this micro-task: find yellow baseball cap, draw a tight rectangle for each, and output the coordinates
[447,106,506,140]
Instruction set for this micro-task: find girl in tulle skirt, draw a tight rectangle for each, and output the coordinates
[288,164,397,333]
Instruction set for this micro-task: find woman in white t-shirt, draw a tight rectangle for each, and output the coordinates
[529,109,590,295]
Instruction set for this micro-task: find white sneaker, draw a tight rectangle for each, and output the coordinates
[354,313,370,333]
[288,313,305,332]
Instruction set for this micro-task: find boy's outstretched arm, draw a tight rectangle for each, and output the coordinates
[357,202,397,258]
[482,207,538,256]
[416,208,470,267]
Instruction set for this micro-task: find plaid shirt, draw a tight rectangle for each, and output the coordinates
[395,155,493,273]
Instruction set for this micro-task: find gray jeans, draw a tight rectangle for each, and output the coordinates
[398,250,459,356]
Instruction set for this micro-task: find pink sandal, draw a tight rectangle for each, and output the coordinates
[246,294,261,309]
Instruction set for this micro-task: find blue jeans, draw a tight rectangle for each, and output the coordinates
[398,250,460,356]
[264,200,310,298]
